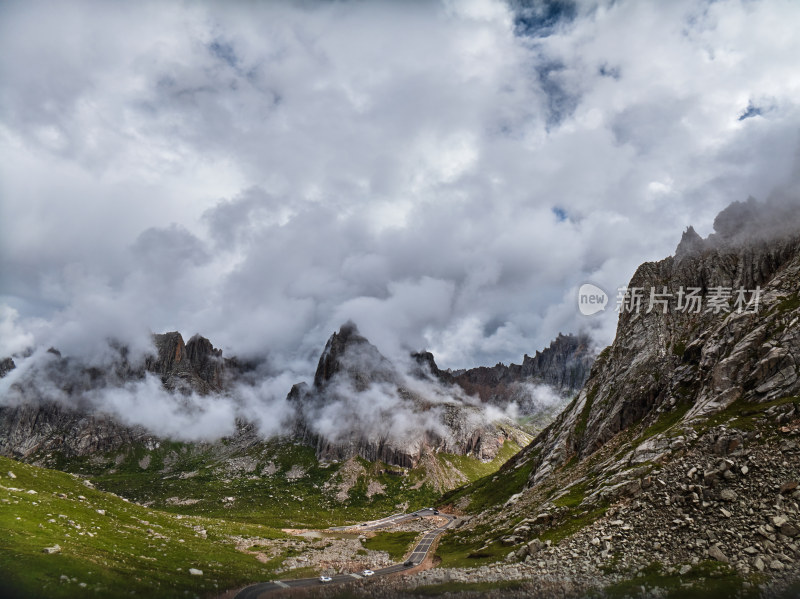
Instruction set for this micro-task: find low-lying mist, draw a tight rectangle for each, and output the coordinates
[0,329,563,447]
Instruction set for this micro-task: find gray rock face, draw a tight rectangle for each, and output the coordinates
[441,333,595,407]
[0,400,154,460]
[0,331,226,460]
[0,357,15,379]
[145,332,225,394]
[674,226,705,260]
[145,332,186,377]
[516,333,596,394]
[312,321,395,391]
[290,322,527,468]
[185,335,224,388]
[522,200,800,486]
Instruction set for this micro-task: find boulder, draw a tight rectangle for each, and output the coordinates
[708,545,728,563]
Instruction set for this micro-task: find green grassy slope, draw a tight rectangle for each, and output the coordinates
[0,437,524,597]
[41,438,520,529]
[0,455,288,599]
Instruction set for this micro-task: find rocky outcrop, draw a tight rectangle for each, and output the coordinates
[185,335,224,387]
[442,333,594,410]
[0,330,228,460]
[430,196,800,596]
[511,196,800,487]
[674,225,705,259]
[146,332,186,376]
[517,333,595,393]
[290,322,528,468]
[0,400,154,460]
[144,332,225,394]
[0,357,15,379]
[312,321,395,391]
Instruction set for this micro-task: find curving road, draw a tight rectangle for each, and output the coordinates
[233,508,454,599]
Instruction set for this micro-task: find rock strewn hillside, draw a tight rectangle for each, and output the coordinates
[436,197,800,596]
[335,426,800,599]
[528,219,800,486]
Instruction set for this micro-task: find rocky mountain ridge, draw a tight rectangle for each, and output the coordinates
[0,320,586,471]
[0,345,237,464]
[0,332,229,459]
[526,214,800,487]
[436,195,800,596]
[287,322,528,468]
[145,332,228,394]
[445,332,593,408]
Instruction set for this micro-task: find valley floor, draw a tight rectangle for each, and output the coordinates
[4,417,800,598]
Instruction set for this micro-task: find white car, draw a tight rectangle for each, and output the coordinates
[361,569,374,577]
[319,575,333,583]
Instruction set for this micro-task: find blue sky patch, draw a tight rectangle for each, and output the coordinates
[738,103,762,121]
[510,0,578,38]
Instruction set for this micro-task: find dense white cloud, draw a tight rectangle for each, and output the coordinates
[1,0,800,379]
[0,348,298,441]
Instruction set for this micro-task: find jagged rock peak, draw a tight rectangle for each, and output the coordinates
[413,332,593,415]
[312,321,394,390]
[674,225,705,259]
[143,331,226,394]
[289,322,528,469]
[519,332,594,392]
[528,331,592,358]
[678,194,800,253]
[185,334,222,364]
[287,382,309,402]
[410,351,452,384]
[0,357,15,378]
[148,331,186,375]
[411,350,438,371]
[185,334,224,389]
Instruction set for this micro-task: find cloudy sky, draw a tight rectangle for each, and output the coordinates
[2,0,800,374]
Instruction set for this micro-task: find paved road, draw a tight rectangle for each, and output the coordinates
[233,508,454,599]
[328,512,411,532]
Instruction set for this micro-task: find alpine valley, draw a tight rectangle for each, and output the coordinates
[2,197,799,599]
